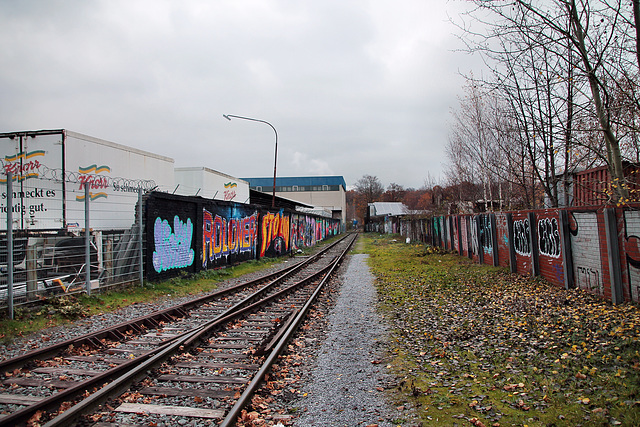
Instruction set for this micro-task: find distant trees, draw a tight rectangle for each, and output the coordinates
[347,175,436,227]
[347,174,490,225]
[353,175,384,204]
[383,183,406,202]
[447,0,640,206]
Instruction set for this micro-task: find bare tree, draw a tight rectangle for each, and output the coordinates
[457,0,640,203]
[383,183,406,202]
[354,175,384,204]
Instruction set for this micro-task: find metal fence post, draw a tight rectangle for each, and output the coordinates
[138,188,143,286]
[604,207,623,304]
[85,185,91,296]
[6,172,13,319]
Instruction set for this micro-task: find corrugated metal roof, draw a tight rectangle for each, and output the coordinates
[370,202,408,216]
[242,176,346,188]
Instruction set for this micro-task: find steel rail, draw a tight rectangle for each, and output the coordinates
[0,235,349,373]
[40,254,347,426]
[221,233,357,426]
[7,234,353,426]
[0,263,294,373]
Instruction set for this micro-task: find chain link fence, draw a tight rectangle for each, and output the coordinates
[1,169,149,318]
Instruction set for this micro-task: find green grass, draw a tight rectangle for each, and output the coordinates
[0,234,345,343]
[362,233,640,427]
[0,257,283,342]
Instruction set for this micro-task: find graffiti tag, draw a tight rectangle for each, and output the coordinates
[513,219,531,256]
[261,210,290,257]
[538,217,561,258]
[202,209,257,266]
[576,266,601,294]
[152,216,195,273]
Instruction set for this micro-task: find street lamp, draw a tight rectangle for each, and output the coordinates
[223,114,278,208]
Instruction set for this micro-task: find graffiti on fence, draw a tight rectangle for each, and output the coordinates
[537,217,561,258]
[496,213,509,247]
[292,214,317,249]
[202,208,258,268]
[623,210,640,302]
[461,217,468,254]
[260,210,290,257]
[513,219,531,256]
[291,215,340,250]
[570,212,603,296]
[552,263,564,285]
[453,218,459,252]
[470,217,479,256]
[576,266,601,293]
[152,216,195,273]
[479,215,492,253]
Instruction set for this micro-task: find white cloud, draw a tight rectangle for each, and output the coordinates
[0,0,481,189]
[291,152,334,176]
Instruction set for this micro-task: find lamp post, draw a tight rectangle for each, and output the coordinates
[223,114,278,208]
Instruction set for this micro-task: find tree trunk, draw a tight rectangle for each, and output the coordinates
[568,0,629,201]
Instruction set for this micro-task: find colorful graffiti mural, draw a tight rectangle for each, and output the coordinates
[291,214,340,250]
[145,192,341,281]
[202,208,258,268]
[260,210,290,257]
[152,216,195,273]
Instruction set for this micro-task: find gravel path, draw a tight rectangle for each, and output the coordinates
[291,253,414,427]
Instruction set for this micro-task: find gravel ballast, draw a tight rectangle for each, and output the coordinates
[290,253,413,427]
[0,244,418,426]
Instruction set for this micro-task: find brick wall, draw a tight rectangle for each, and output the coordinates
[398,204,640,304]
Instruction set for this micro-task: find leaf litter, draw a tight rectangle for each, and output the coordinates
[365,235,640,427]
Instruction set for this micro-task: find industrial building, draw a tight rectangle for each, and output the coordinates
[242,176,347,227]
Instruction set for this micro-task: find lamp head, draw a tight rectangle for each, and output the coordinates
[223,114,231,121]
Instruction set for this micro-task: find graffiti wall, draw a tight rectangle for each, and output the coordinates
[145,192,341,281]
[260,209,291,258]
[479,214,494,265]
[396,204,640,304]
[536,212,564,287]
[452,217,459,253]
[511,212,533,275]
[291,214,341,251]
[145,194,200,281]
[623,210,640,302]
[495,213,510,268]
[569,211,604,297]
[202,205,258,269]
[460,216,469,257]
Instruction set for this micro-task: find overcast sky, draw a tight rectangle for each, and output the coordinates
[1,0,482,190]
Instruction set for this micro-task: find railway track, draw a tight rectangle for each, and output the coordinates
[0,233,357,426]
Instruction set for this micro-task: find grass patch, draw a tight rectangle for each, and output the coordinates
[0,257,283,342]
[361,233,640,427]
[0,234,346,343]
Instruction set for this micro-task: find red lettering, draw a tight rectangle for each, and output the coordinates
[78,174,109,191]
[3,160,41,177]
